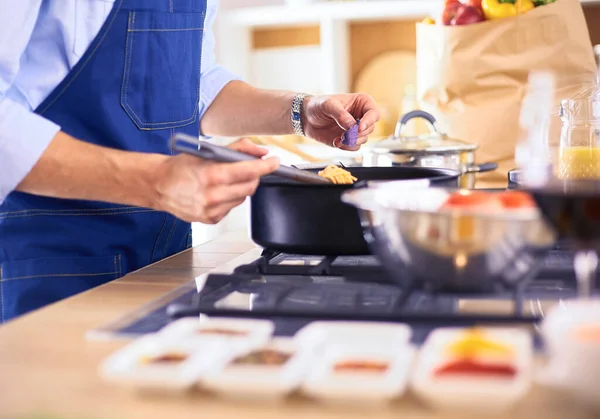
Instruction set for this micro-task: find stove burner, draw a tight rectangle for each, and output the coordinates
[235,250,390,280]
[166,244,596,322]
[105,241,598,347]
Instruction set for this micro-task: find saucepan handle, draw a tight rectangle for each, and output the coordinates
[463,162,498,173]
[393,110,442,138]
[170,133,332,185]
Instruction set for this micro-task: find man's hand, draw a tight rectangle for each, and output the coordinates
[153,138,279,224]
[199,82,380,152]
[303,93,380,151]
[16,132,278,225]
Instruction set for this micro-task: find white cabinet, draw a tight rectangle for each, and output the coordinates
[217,0,442,92]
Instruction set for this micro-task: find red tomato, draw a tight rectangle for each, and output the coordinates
[497,191,536,209]
[441,191,504,212]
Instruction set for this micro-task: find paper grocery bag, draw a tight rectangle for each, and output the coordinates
[416,0,597,183]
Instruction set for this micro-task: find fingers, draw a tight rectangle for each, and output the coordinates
[353,94,380,132]
[200,196,247,224]
[334,119,376,151]
[358,108,380,135]
[157,151,278,224]
[201,183,255,224]
[202,200,244,224]
[336,143,360,152]
[319,94,380,150]
[201,156,280,186]
[228,137,269,158]
[325,93,380,132]
[356,123,376,146]
[333,136,357,152]
[323,99,357,131]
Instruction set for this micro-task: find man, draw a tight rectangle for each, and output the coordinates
[0,1,379,323]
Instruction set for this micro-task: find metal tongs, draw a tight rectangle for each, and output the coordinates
[169,133,332,185]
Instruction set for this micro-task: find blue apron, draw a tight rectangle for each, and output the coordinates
[0,0,207,323]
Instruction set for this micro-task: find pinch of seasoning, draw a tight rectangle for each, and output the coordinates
[341,120,360,147]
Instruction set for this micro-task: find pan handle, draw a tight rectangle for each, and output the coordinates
[170,133,332,185]
[393,110,444,138]
[463,162,498,173]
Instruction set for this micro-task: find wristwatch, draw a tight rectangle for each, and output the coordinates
[291,93,308,137]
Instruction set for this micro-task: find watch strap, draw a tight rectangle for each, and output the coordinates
[291,93,308,137]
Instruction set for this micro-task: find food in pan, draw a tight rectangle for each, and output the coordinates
[318,165,358,185]
[441,190,537,212]
[497,190,536,209]
[231,349,293,366]
[333,359,390,373]
[441,191,505,213]
[438,192,502,240]
[445,328,514,358]
[140,352,188,365]
[196,327,248,336]
[434,358,517,378]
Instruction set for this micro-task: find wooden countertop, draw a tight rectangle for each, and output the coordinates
[1,183,596,419]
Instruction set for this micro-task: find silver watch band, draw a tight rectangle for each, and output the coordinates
[291,93,308,137]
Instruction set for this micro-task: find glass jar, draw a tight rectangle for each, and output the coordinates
[557,84,600,180]
[515,74,598,185]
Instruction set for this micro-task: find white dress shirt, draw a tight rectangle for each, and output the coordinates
[0,0,239,204]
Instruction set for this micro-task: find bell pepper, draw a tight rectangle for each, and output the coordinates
[482,0,535,20]
[445,329,515,358]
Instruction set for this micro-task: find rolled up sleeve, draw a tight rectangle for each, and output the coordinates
[0,0,60,204]
[198,0,242,124]
[0,99,60,202]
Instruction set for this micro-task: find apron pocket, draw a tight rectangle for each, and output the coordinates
[0,255,122,323]
[121,11,204,130]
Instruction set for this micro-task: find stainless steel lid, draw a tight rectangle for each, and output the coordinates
[366,110,477,155]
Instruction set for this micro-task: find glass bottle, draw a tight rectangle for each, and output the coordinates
[515,71,556,188]
[556,85,600,180]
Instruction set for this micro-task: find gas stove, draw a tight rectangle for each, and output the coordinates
[91,244,599,348]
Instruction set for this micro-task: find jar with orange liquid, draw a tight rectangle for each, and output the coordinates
[557,84,600,180]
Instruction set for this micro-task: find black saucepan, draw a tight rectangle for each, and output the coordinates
[250,166,461,255]
[168,134,461,255]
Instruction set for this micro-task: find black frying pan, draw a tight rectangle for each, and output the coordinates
[250,166,461,255]
[170,133,461,256]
